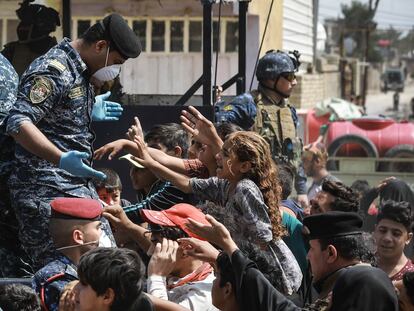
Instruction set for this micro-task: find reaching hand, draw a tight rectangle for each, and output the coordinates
[102,205,135,232]
[92,91,123,121]
[59,151,106,180]
[178,237,220,263]
[181,106,222,147]
[148,238,179,277]
[126,116,144,141]
[186,214,238,255]
[94,139,129,160]
[58,281,78,311]
[132,135,156,168]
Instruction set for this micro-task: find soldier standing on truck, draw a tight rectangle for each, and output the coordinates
[215,50,308,207]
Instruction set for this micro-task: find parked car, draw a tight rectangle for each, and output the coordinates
[380,68,405,93]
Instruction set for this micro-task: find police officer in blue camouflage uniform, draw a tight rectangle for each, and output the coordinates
[6,13,142,271]
[215,50,309,206]
[0,53,31,277]
[32,198,103,311]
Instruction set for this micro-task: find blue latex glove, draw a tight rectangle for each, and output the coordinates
[59,151,107,180]
[92,91,123,121]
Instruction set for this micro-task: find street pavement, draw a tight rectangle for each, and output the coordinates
[365,80,414,119]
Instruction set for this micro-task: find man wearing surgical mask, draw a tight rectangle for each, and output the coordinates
[32,198,108,311]
[5,13,141,272]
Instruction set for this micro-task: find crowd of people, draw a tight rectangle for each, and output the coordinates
[0,9,413,311]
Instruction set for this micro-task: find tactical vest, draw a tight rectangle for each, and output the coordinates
[251,89,302,171]
[10,42,41,77]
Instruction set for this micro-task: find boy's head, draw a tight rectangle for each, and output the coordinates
[145,123,189,158]
[310,180,359,215]
[94,168,123,206]
[0,284,40,311]
[75,248,146,311]
[374,201,413,262]
[278,164,295,200]
[142,204,211,276]
[302,142,328,177]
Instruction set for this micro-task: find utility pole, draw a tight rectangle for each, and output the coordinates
[362,0,380,107]
[312,0,319,67]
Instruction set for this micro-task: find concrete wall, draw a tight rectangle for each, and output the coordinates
[290,71,341,109]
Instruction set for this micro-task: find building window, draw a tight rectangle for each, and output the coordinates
[189,21,202,52]
[133,20,147,52]
[170,21,184,52]
[152,21,165,52]
[225,21,238,52]
[213,21,220,52]
[77,20,91,37]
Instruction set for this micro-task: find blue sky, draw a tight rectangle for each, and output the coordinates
[319,0,414,32]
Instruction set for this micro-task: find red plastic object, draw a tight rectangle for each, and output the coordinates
[325,118,414,156]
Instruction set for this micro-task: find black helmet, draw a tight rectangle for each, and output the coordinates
[256,50,301,81]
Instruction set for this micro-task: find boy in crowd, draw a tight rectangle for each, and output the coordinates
[374,201,414,281]
[93,168,130,207]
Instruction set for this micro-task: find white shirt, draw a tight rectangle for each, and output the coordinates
[147,272,218,311]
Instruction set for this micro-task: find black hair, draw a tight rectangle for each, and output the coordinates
[215,240,283,293]
[79,22,107,44]
[322,180,359,213]
[377,200,413,231]
[145,123,189,158]
[93,168,123,191]
[319,234,365,261]
[77,248,145,311]
[0,284,41,311]
[151,225,188,241]
[278,164,295,199]
[359,232,377,266]
[350,180,370,198]
[403,271,414,305]
[215,122,243,141]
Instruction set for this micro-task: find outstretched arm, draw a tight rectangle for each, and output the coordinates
[181,106,223,155]
[132,136,193,193]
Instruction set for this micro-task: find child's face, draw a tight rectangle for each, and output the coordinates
[97,188,121,206]
[129,167,157,191]
[74,281,109,311]
[215,141,242,181]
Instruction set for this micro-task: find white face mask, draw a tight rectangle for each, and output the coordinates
[98,230,113,248]
[56,231,112,251]
[92,46,121,82]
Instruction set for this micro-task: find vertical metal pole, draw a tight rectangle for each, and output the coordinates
[62,0,71,39]
[237,1,248,94]
[203,2,213,106]
[312,0,319,67]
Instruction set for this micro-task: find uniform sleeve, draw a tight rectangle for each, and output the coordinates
[215,93,257,130]
[233,181,273,243]
[230,250,301,311]
[6,67,68,135]
[289,106,299,128]
[189,177,228,204]
[294,163,307,195]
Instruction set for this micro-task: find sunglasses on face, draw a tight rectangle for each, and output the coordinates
[281,72,296,82]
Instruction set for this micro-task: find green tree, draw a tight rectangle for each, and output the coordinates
[340,0,382,61]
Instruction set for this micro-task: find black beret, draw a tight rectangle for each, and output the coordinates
[101,13,141,59]
[303,211,363,240]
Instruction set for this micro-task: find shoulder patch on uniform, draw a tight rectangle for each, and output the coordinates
[223,104,233,111]
[48,59,66,73]
[29,76,53,104]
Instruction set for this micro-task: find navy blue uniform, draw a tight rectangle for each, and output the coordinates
[6,38,115,270]
[32,254,78,311]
